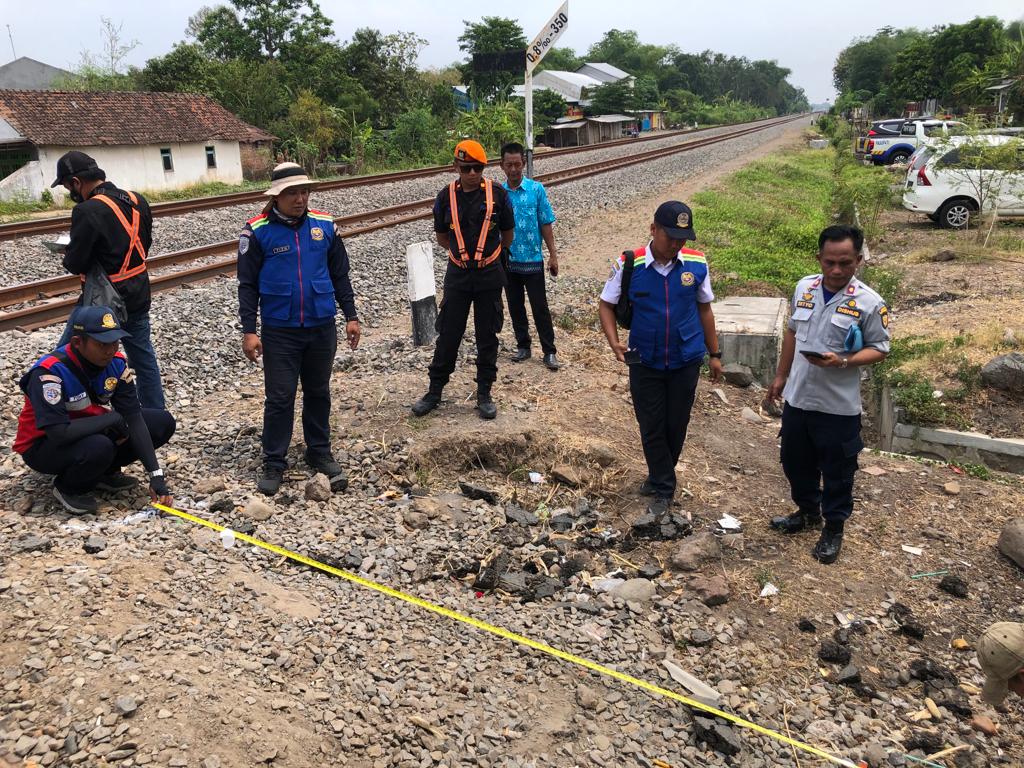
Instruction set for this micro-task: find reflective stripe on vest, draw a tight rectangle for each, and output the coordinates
[447,178,502,268]
[93,191,147,283]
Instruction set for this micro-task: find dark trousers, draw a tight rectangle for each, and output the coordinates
[505,270,556,356]
[629,361,701,499]
[262,323,337,469]
[427,287,504,394]
[23,409,176,494]
[780,403,863,523]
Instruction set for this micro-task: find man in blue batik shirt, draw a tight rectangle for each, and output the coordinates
[500,142,561,371]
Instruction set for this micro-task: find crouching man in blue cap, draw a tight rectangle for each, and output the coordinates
[12,306,176,514]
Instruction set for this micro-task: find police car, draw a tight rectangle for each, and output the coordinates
[866,119,964,166]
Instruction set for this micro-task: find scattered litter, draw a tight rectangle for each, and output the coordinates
[604,568,626,580]
[662,659,722,704]
[910,570,948,580]
[834,611,855,629]
[528,472,544,484]
[61,507,157,533]
[717,513,742,531]
[580,621,609,642]
[901,544,924,556]
[759,583,779,598]
[861,465,887,477]
[711,388,729,404]
[220,529,236,549]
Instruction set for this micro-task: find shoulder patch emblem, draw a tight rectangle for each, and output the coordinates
[879,305,890,329]
[104,377,118,392]
[42,381,62,405]
[238,234,250,255]
[101,313,116,329]
[310,227,324,241]
[846,283,857,295]
[681,271,695,286]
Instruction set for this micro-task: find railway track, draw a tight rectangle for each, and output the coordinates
[0,116,794,241]
[0,114,805,333]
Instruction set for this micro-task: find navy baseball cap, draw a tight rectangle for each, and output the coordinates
[51,151,101,188]
[71,306,132,342]
[654,201,697,241]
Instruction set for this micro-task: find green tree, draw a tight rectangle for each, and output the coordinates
[189,0,333,61]
[139,44,215,93]
[457,99,523,155]
[388,108,446,164]
[338,28,427,127]
[272,90,342,171]
[530,88,567,133]
[458,17,527,100]
[586,29,669,80]
[585,80,633,115]
[211,58,292,129]
[536,47,582,73]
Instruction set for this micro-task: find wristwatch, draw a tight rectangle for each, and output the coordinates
[840,358,849,369]
[708,351,723,359]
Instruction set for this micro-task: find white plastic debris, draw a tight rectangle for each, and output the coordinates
[220,529,236,549]
[717,514,742,531]
[528,472,544,484]
[901,544,924,556]
[835,611,855,628]
[759,583,779,598]
[662,659,722,704]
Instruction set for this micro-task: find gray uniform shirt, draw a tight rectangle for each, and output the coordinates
[782,274,890,416]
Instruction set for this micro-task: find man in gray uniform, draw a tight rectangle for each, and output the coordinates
[765,225,890,564]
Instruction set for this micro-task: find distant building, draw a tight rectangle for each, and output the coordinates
[575,62,634,87]
[0,57,71,90]
[544,114,639,148]
[0,90,275,202]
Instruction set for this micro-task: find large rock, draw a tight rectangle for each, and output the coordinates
[611,578,657,602]
[304,474,332,502]
[722,363,754,388]
[997,518,1024,570]
[670,531,721,571]
[688,575,730,606]
[242,498,274,522]
[981,353,1024,394]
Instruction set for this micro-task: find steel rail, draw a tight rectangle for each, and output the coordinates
[0,115,793,241]
[0,114,805,333]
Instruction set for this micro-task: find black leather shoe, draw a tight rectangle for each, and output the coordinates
[257,465,284,496]
[306,453,342,477]
[476,392,497,420]
[511,348,531,363]
[411,392,441,417]
[647,496,672,516]
[638,479,657,497]
[543,353,561,370]
[770,510,823,534]
[813,526,844,564]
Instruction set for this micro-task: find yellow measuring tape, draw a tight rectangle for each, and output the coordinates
[154,503,861,768]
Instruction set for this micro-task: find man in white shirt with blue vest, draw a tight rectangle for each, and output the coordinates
[766,225,890,564]
[598,201,723,516]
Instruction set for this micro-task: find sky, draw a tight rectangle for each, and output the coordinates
[2,0,1022,103]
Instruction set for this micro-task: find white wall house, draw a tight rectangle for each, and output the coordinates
[0,90,274,203]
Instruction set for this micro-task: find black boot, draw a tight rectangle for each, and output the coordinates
[476,391,497,420]
[411,391,442,417]
[257,465,284,496]
[813,523,844,564]
[770,509,823,534]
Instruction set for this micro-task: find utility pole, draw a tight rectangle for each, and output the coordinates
[6,25,16,60]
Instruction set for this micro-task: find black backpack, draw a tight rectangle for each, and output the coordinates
[614,250,636,329]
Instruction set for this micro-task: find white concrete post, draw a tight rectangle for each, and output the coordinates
[406,241,438,346]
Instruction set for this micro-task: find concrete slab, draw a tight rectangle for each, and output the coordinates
[712,297,787,385]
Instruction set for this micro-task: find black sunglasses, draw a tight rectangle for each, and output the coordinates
[458,163,485,174]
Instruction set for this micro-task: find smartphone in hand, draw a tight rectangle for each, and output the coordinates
[800,350,829,360]
[624,349,642,365]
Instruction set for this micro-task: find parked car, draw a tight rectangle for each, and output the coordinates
[867,119,964,166]
[902,134,1024,228]
[856,118,906,154]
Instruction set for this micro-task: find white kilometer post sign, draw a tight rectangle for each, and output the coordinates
[524,1,569,177]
